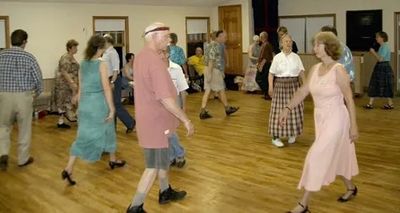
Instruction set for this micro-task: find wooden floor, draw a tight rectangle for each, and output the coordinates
[0,91,399,213]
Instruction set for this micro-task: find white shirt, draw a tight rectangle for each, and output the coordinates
[168,60,189,95]
[269,52,304,77]
[102,46,120,77]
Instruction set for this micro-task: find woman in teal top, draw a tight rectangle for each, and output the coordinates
[61,35,126,186]
[365,31,394,110]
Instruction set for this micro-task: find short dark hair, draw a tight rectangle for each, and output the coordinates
[104,34,115,45]
[215,30,224,38]
[376,31,388,42]
[125,53,134,62]
[66,39,79,51]
[84,35,106,60]
[11,29,28,46]
[170,33,178,44]
[320,25,338,36]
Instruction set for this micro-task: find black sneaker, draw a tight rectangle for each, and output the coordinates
[176,157,186,168]
[126,203,146,213]
[199,110,212,120]
[159,185,187,204]
[0,155,8,171]
[225,106,239,116]
[57,123,71,129]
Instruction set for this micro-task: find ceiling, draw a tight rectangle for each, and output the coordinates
[2,0,232,7]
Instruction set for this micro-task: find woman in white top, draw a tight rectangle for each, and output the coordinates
[268,34,306,147]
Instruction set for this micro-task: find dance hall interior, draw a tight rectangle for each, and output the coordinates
[0,0,399,212]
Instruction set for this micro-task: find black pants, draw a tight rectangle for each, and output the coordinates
[256,62,271,94]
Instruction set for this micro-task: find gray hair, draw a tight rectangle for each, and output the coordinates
[144,22,166,41]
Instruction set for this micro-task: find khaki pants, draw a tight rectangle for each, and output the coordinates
[0,91,33,164]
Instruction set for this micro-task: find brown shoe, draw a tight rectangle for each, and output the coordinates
[18,157,34,167]
[0,155,8,171]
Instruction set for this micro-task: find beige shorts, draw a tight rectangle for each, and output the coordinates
[203,68,226,92]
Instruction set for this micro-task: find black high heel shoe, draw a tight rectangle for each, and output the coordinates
[337,186,358,202]
[109,160,126,169]
[61,170,76,185]
[287,202,310,213]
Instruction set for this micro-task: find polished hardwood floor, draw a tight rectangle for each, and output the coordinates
[0,91,399,213]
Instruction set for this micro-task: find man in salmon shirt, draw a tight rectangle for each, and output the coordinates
[126,22,194,213]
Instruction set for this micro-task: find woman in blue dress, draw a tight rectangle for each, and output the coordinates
[365,31,394,110]
[61,35,126,185]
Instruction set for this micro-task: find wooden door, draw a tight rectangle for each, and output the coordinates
[218,5,242,75]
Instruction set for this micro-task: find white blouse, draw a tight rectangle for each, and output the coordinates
[269,52,304,77]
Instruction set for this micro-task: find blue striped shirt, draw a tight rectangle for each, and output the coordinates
[0,47,43,95]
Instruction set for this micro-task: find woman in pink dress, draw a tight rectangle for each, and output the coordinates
[279,32,359,213]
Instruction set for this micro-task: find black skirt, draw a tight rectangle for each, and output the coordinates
[367,62,394,98]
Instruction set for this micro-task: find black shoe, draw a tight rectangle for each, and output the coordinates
[170,159,176,167]
[126,127,134,134]
[337,186,358,202]
[61,170,76,185]
[18,157,34,167]
[159,185,187,204]
[0,155,8,171]
[199,110,212,120]
[57,123,71,129]
[126,203,146,213]
[109,160,126,169]
[287,202,310,213]
[225,106,239,116]
[176,157,186,168]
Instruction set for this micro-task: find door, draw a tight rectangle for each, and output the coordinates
[0,16,10,50]
[396,12,400,91]
[218,5,242,75]
[93,16,129,68]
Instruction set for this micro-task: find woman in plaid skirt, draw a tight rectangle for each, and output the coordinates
[268,34,305,147]
[364,31,394,110]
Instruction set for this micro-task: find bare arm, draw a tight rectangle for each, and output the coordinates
[72,69,81,105]
[161,97,194,136]
[100,62,115,120]
[336,65,359,142]
[299,70,306,85]
[369,48,384,62]
[286,67,314,110]
[268,73,274,97]
[123,65,133,81]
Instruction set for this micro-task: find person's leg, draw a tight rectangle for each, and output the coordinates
[169,133,185,167]
[168,135,176,164]
[201,89,211,109]
[0,92,15,169]
[288,191,312,213]
[113,75,135,131]
[388,98,393,106]
[158,168,187,204]
[338,175,357,201]
[129,168,158,207]
[218,90,228,107]
[368,97,375,105]
[16,92,33,165]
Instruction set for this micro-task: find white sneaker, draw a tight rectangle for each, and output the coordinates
[288,136,296,144]
[272,138,284,147]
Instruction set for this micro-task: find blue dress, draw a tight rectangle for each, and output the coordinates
[70,59,116,162]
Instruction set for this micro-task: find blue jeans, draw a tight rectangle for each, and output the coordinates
[168,133,185,162]
[113,75,135,129]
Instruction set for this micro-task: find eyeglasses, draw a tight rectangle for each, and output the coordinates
[144,27,170,35]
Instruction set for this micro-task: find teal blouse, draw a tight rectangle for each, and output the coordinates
[378,42,391,62]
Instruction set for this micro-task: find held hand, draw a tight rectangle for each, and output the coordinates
[278,108,290,127]
[184,120,194,137]
[71,94,80,105]
[268,87,274,98]
[349,126,359,143]
[369,48,375,53]
[105,111,115,122]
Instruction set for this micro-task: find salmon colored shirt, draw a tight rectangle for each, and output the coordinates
[134,46,179,149]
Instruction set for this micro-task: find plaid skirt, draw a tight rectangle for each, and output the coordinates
[268,77,304,137]
[367,62,394,98]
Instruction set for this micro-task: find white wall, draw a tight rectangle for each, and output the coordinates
[0,1,212,78]
[279,0,400,51]
[211,0,253,53]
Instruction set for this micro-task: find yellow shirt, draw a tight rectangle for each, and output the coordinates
[188,55,205,75]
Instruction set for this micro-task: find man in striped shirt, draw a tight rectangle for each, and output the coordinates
[0,29,43,170]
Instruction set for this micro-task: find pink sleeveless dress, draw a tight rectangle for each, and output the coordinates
[298,63,359,191]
